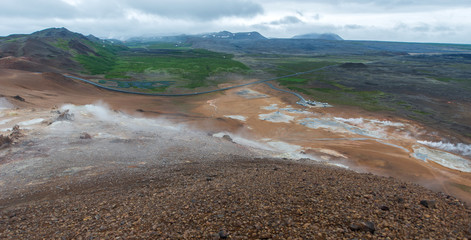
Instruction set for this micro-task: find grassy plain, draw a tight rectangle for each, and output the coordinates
[78,47,249,90]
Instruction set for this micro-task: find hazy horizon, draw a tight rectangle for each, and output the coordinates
[1,0,471,44]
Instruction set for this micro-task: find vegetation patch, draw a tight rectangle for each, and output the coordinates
[52,39,70,51]
[104,49,249,89]
[75,41,126,75]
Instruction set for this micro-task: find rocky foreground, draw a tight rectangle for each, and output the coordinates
[0,158,470,239]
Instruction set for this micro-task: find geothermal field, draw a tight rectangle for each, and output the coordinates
[0,68,470,238]
[1,28,471,238]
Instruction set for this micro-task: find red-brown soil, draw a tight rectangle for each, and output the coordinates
[1,159,470,239]
[0,68,470,239]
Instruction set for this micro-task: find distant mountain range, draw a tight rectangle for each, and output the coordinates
[1,27,470,73]
[292,33,343,41]
[127,31,343,42]
[199,31,267,40]
[127,31,267,43]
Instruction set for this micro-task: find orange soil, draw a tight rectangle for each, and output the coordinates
[1,68,470,203]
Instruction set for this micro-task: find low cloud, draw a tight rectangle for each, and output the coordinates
[1,0,263,21]
[270,16,303,25]
[0,0,470,43]
[127,0,263,21]
[344,24,364,29]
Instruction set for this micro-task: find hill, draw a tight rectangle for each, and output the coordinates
[127,31,267,43]
[293,33,343,40]
[199,31,267,40]
[0,27,127,72]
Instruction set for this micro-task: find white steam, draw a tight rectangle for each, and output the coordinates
[418,141,471,157]
[59,102,181,134]
[412,145,471,172]
[211,132,345,166]
[334,117,405,127]
[0,98,14,110]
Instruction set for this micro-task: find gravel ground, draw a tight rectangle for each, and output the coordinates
[1,157,470,239]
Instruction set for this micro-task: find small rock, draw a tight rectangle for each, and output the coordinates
[222,135,234,143]
[13,95,25,102]
[420,200,436,208]
[0,135,12,148]
[56,109,74,121]
[380,205,390,211]
[350,221,376,234]
[218,230,229,239]
[80,132,92,139]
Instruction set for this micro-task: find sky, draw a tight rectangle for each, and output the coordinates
[1,0,471,43]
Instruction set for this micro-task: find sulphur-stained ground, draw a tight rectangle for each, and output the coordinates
[1,68,471,239]
[1,159,470,239]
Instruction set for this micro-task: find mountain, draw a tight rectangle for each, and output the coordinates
[199,31,267,40]
[128,31,267,43]
[292,33,343,41]
[0,27,126,73]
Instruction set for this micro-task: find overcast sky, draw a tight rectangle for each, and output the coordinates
[1,0,470,43]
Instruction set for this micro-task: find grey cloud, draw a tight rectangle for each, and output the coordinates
[412,24,430,32]
[395,23,445,33]
[0,0,263,21]
[0,0,78,18]
[270,16,303,25]
[126,0,263,20]
[262,0,470,7]
[433,26,453,32]
[344,24,364,30]
[256,0,471,13]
